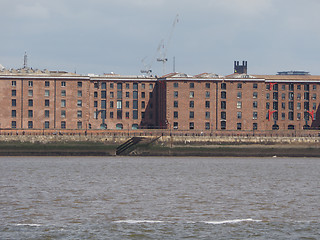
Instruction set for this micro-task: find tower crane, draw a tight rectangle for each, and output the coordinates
[157,14,179,75]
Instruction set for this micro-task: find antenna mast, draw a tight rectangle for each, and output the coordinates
[23,52,28,69]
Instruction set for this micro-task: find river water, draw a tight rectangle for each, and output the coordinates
[0,156,319,239]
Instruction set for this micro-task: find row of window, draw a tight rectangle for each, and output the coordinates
[95,100,152,110]
[266,102,318,111]
[266,92,317,101]
[267,112,316,121]
[94,91,153,99]
[11,80,83,88]
[11,121,83,129]
[94,82,154,90]
[94,110,152,120]
[173,82,259,90]
[11,99,83,108]
[266,83,317,91]
[171,122,259,130]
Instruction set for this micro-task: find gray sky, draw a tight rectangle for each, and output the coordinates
[1,0,320,76]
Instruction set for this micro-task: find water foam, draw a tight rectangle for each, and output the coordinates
[15,223,42,227]
[114,220,166,224]
[204,218,262,225]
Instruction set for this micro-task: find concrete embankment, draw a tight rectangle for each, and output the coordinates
[0,135,319,157]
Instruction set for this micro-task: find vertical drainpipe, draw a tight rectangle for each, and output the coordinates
[54,79,56,129]
[21,79,24,129]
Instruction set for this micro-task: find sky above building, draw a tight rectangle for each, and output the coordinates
[1,0,320,76]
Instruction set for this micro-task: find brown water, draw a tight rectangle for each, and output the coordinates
[1,157,319,239]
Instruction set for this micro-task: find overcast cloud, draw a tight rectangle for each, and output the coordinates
[1,0,320,76]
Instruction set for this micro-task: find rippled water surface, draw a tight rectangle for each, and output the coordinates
[1,157,319,239]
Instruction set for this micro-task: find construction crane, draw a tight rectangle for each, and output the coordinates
[157,14,179,75]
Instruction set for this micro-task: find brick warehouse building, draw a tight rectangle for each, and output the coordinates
[1,61,320,132]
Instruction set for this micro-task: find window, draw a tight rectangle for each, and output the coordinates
[45,90,50,97]
[281,102,285,110]
[12,99,16,107]
[237,83,242,89]
[133,91,138,99]
[117,110,122,119]
[133,100,138,109]
[125,92,130,98]
[281,93,286,100]
[117,100,122,109]
[94,82,99,89]
[117,91,122,99]
[45,81,50,87]
[125,112,129,119]
[304,102,309,110]
[205,101,210,108]
[253,83,258,89]
[61,90,66,97]
[253,92,258,99]
[304,92,309,100]
[237,123,242,130]
[273,84,278,91]
[253,101,258,108]
[141,101,145,108]
[221,112,226,120]
[221,91,226,99]
[110,112,114,118]
[304,84,309,91]
[289,112,294,120]
[173,122,178,129]
[313,85,317,90]
[221,101,226,110]
[44,99,49,107]
[221,121,226,130]
[11,110,16,118]
[117,83,122,90]
[206,91,210,98]
[132,124,139,130]
[28,81,33,87]
[12,121,16,128]
[126,83,130,89]
[45,110,49,118]
[189,101,194,108]
[174,82,179,88]
[312,94,317,100]
[61,110,66,118]
[110,92,114,98]
[12,90,16,96]
[141,92,145,98]
[190,83,194,88]
[297,85,301,90]
[28,110,33,118]
[174,101,178,108]
[44,121,49,129]
[189,91,194,98]
[289,84,294,91]
[221,83,226,89]
[93,101,98,108]
[126,101,130,108]
[273,92,278,100]
[297,102,301,110]
[205,122,210,130]
[297,113,301,120]
[61,121,66,129]
[281,85,286,90]
[61,81,66,87]
[109,83,113,89]
[266,102,270,109]
[12,81,16,87]
[141,111,145,119]
[78,82,82,87]
[253,123,258,130]
[141,83,145,89]
[282,113,286,120]
[237,112,242,119]
[149,92,153,98]
[28,99,33,107]
[253,112,258,120]
[297,93,301,100]
[109,101,113,108]
[189,111,194,119]
[77,110,82,118]
[205,112,210,119]
[289,92,294,100]
[133,83,138,90]
[237,92,242,99]
[133,110,138,119]
[189,122,194,130]
[28,121,33,129]
[266,93,270,100]
[61,99,66,107]
[77,100,82,107]
[28,90,33,97]
[273,102,278,110]
[237,101,242,109]
[205,83,210,89]
[77,90,82,97]
[313,103,317,110]
[174,91,179,98]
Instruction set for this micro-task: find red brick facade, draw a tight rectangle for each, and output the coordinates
[1,68,320,132]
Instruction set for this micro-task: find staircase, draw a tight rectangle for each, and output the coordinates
[116,137,145,155]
